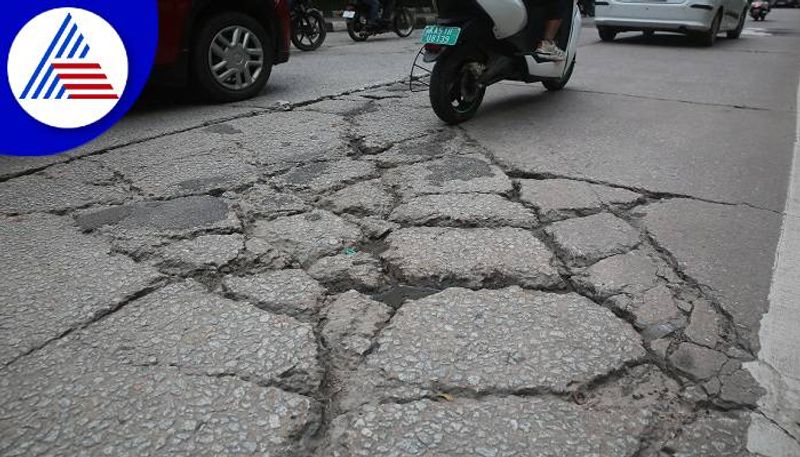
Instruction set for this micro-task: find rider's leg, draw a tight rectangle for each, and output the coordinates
[381,0,396,20]
[543,19,562,42]
[535,0,567,61]
[365,0,380,23]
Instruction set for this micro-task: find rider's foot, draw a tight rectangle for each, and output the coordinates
[535,40,567,61]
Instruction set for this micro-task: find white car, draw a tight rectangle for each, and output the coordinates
[594,0,749,46]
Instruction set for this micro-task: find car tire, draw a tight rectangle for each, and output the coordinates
[697,10,722,46]
[643,30,655,38]
[598,27,617,42]
[727,7,747,38]
[192,12,273,102]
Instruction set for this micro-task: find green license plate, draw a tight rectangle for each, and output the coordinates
[421,25,461,46]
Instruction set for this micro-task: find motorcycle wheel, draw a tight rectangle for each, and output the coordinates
[542,56,576,91]
[291,10,327,51]
[347,18,369,41]
[393,9,415,37]
[429,47,486,125]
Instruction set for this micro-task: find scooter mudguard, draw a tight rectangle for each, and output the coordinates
[475,0,528,39]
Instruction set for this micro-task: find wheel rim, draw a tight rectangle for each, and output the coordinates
[208,25,264,91]
[295,15,322,47]
[448,62,483,114]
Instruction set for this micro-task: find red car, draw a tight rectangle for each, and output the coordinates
[154,0,290,102]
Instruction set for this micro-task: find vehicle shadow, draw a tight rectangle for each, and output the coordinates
[473,85,562,120]
[608,31,741,48]
[130,84,205,114]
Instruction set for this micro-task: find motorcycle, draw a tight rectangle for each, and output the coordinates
[343,0,416,42]
[291,0,327,51]
[416,0,581,124]
[749,0,769,20]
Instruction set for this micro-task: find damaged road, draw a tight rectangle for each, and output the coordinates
[2,12,800,457]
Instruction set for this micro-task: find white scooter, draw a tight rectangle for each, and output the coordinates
[417,0,581,124]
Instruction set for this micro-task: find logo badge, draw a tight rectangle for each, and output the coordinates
[7,7,128,129]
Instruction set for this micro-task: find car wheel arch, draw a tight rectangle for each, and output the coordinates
[187,0,279,55]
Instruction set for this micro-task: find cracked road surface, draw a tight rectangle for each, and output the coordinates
[2,12,800,457]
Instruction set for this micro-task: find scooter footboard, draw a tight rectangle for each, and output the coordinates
[524,8,581,79]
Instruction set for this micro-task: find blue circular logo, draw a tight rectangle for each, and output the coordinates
[2,1,157,156]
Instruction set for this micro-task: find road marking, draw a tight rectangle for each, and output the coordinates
[745,71,800,455]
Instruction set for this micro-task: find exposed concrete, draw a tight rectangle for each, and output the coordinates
[641,199,782,351]
[746,77,800,454]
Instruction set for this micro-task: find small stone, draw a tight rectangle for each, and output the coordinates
[571,250,661,299]
[669,343,728,380]
[682,385,708,402]
[545,213,640,266]
[320,179,395,217]
[685,300,721,348]
[389,193,537,228]
[321,290,392,359]
[223,269,326,318]
[703,378,722,396]
[518,179,642,222]
[252,210,362,266]
[382,227,561,289]
[650,339,671,359]
[307,252,385,292]
[718,369,764,407]
[630,285,685,330]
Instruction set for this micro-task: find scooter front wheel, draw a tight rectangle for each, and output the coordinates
[429,47,486,125]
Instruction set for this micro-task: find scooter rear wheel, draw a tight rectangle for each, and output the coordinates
[429,47,486,125]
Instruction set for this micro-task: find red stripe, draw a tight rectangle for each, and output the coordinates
[52,63,101,69]
[69,94,119,99]
[64,84,114,90]
[57,74,108,79]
